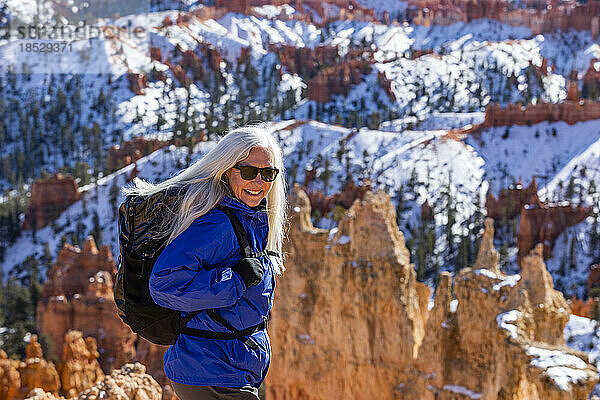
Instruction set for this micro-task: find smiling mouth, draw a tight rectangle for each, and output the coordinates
[244,189,262,196]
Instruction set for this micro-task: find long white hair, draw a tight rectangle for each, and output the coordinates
[122,125,287,274]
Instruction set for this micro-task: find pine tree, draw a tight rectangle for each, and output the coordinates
[569,236,577,271]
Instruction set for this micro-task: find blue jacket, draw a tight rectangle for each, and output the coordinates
[149,195,275,388]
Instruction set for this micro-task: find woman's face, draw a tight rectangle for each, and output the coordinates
[225,147,276,207]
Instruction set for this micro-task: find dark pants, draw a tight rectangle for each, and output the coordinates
[170,381,260,400]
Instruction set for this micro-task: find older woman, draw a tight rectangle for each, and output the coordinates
[125,126,286,400]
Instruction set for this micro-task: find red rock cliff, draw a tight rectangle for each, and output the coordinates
[486,177,543,220]
[407,0,600,39]
[307,59,373,103]
[127,72,148,96]
[271,44,339,78]
[482,101,600,128]
[518,203,591,262]
[36,237,136,373]
[23,174,80,231]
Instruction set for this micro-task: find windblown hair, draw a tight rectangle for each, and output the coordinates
[122,125,288,274]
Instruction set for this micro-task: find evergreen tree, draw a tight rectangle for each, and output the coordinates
[569,236,577,271]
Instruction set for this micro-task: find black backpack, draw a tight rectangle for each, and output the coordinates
[114,189,272,347]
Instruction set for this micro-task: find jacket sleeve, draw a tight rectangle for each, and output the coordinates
[148,211,246,312]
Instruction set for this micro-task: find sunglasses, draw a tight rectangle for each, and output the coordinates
[232,164,279,182]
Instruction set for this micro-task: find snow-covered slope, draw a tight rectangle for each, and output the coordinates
[564,315,600,396]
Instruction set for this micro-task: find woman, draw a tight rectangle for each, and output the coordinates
[123,125,286,400]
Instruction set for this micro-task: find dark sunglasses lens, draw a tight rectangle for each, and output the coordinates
[240,166,259,180]
[261,168,277,182]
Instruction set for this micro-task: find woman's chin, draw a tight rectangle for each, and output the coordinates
[240,195,263,208]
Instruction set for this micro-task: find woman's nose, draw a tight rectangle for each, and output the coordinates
[251,174,264,185]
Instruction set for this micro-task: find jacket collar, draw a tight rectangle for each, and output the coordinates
[220,195,267,214]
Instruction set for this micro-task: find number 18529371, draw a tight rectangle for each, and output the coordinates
[19,42,73,52]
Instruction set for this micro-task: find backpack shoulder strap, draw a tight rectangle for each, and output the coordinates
[215,205,282,259]
[215,205,254,258]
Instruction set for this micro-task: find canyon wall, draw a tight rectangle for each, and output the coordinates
[481,101,600,128]
[518,203,591,262]
[486,178,543,220]
[36,237,136,373]
[268,185,430,399]
[307,59,373,103]
[267,185,598,399]
[270,44,339,79]
[407,0,600,39]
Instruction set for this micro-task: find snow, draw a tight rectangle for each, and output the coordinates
[0,2,598,304]
[296,333,315,344]
[526,345,589,391]
[474,268,499,279]
[252,5,296,19]
[496,310,522,339]
[354,0,407,19]
[442,385,482,399]
[450,299,458,312]
[564,315,600,395]
[3,0,54,25]
[473,269,521,290]
[492,274,520,291]
[2,140,216,275]
[328,227,338,241]
[464,119,600,197]
[337,235,351,244]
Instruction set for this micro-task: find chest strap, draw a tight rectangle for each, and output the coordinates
[181,309,267,350]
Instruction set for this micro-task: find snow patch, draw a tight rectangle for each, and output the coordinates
[496,310,521,339]
[526,345,589,391]
[442,385,482,399]
[450,299,458,313]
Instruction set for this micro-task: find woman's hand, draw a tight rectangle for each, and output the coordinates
[233,258,264,288]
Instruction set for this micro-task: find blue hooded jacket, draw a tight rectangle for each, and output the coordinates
[149,195,275,388]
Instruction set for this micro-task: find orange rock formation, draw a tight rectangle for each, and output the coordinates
[588,263,600,292]
[22,174,80,231]
[482,101,600,128]
[268,186,598,399]
[0,349,21,400]
[307,59,372,102]
[126,72,148,96]
[25,363,162,400]
[0,351,21,400]
[306,180,372,215]
[421,199,434,221]
[407,0,600,39]
[17,336,60,399]
[569,296,594,318]
[36,237,136,373]
[58,331,104,397]
[133,339,170,386]
[486,178,543,220]
[518,203,590,262]
[271,44,339,78]
[180,50,205,81]
[0,331,115,400]
[377,71,396,102]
